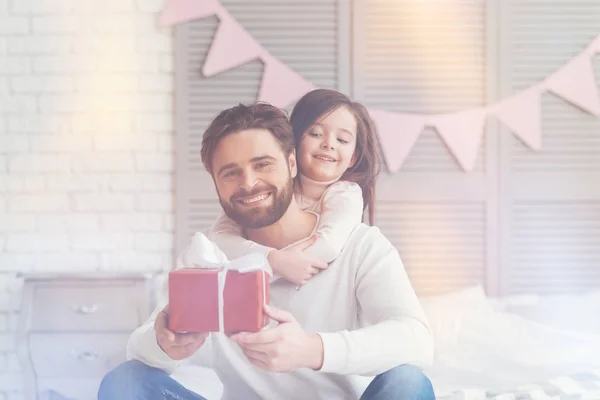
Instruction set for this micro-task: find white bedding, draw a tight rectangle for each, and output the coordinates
[422,286,600,399]
[435,370,600,400]
[167,284,600,399]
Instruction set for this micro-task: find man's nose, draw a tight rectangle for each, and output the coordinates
[240,170,258,191]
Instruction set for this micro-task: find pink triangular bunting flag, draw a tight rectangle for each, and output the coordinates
[431,109,488,172]
[258,55,316,108]
[369,110,424,173]
[492,89,541,150]
[203,13,264,76]
[159,0,221,27]
[546,55,600,116]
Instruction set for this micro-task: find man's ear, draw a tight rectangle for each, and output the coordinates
[288,149,298,178]
[212,176,223,200]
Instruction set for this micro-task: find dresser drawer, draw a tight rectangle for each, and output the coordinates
[31,282,143,331]
[30,333,129,379]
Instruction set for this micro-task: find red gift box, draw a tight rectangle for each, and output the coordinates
[168,268,270,334]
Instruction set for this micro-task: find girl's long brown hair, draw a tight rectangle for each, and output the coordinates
[290,89,380,225]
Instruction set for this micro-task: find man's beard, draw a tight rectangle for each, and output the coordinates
[220,178,294,230]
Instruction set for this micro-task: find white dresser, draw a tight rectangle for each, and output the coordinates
[16,274,154,400]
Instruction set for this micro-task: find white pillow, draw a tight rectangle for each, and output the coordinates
[500,288,600,334]
[419,285,494,354]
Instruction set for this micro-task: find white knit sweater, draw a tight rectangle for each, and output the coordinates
[126,223,434,399]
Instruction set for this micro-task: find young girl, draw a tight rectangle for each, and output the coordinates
[209,89,380,286]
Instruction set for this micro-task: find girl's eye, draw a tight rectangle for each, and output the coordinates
[308,132,321,138]
[338,138,349,144]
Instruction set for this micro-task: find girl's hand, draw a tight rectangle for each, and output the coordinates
[267,234,328,286]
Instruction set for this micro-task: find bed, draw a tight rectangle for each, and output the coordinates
[167,285,600,399]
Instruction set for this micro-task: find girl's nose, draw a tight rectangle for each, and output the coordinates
[321,134,335,150]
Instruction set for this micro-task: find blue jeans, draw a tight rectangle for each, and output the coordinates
[98,360,435,400]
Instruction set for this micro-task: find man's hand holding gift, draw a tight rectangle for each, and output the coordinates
[155,305,209,360]
[230,304,324,373]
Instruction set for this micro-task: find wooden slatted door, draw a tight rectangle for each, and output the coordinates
[353,0,492,295]
[498,0,600,294]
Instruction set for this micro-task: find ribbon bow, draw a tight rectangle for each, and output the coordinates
[178,233,272,332]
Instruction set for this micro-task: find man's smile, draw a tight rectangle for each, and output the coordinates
[235,192,272,207]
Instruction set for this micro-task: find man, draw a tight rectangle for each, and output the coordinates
[99,103,435,400]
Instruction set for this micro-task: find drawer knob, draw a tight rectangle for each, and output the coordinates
[71,303,101,314]
[71,350,101,362]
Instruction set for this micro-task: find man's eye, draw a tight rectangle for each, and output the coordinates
[223,170,238,178]
[256,162,270,169]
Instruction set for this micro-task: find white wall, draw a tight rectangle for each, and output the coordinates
[0,1,173,397]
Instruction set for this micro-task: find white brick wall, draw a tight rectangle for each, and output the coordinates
[0,0,174,396]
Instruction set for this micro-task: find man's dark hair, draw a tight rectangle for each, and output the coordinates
[200,103,294,174]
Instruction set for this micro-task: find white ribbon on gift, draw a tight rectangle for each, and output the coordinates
[178,233,273,333]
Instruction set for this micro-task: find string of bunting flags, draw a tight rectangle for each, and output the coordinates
[160,0,600,173]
